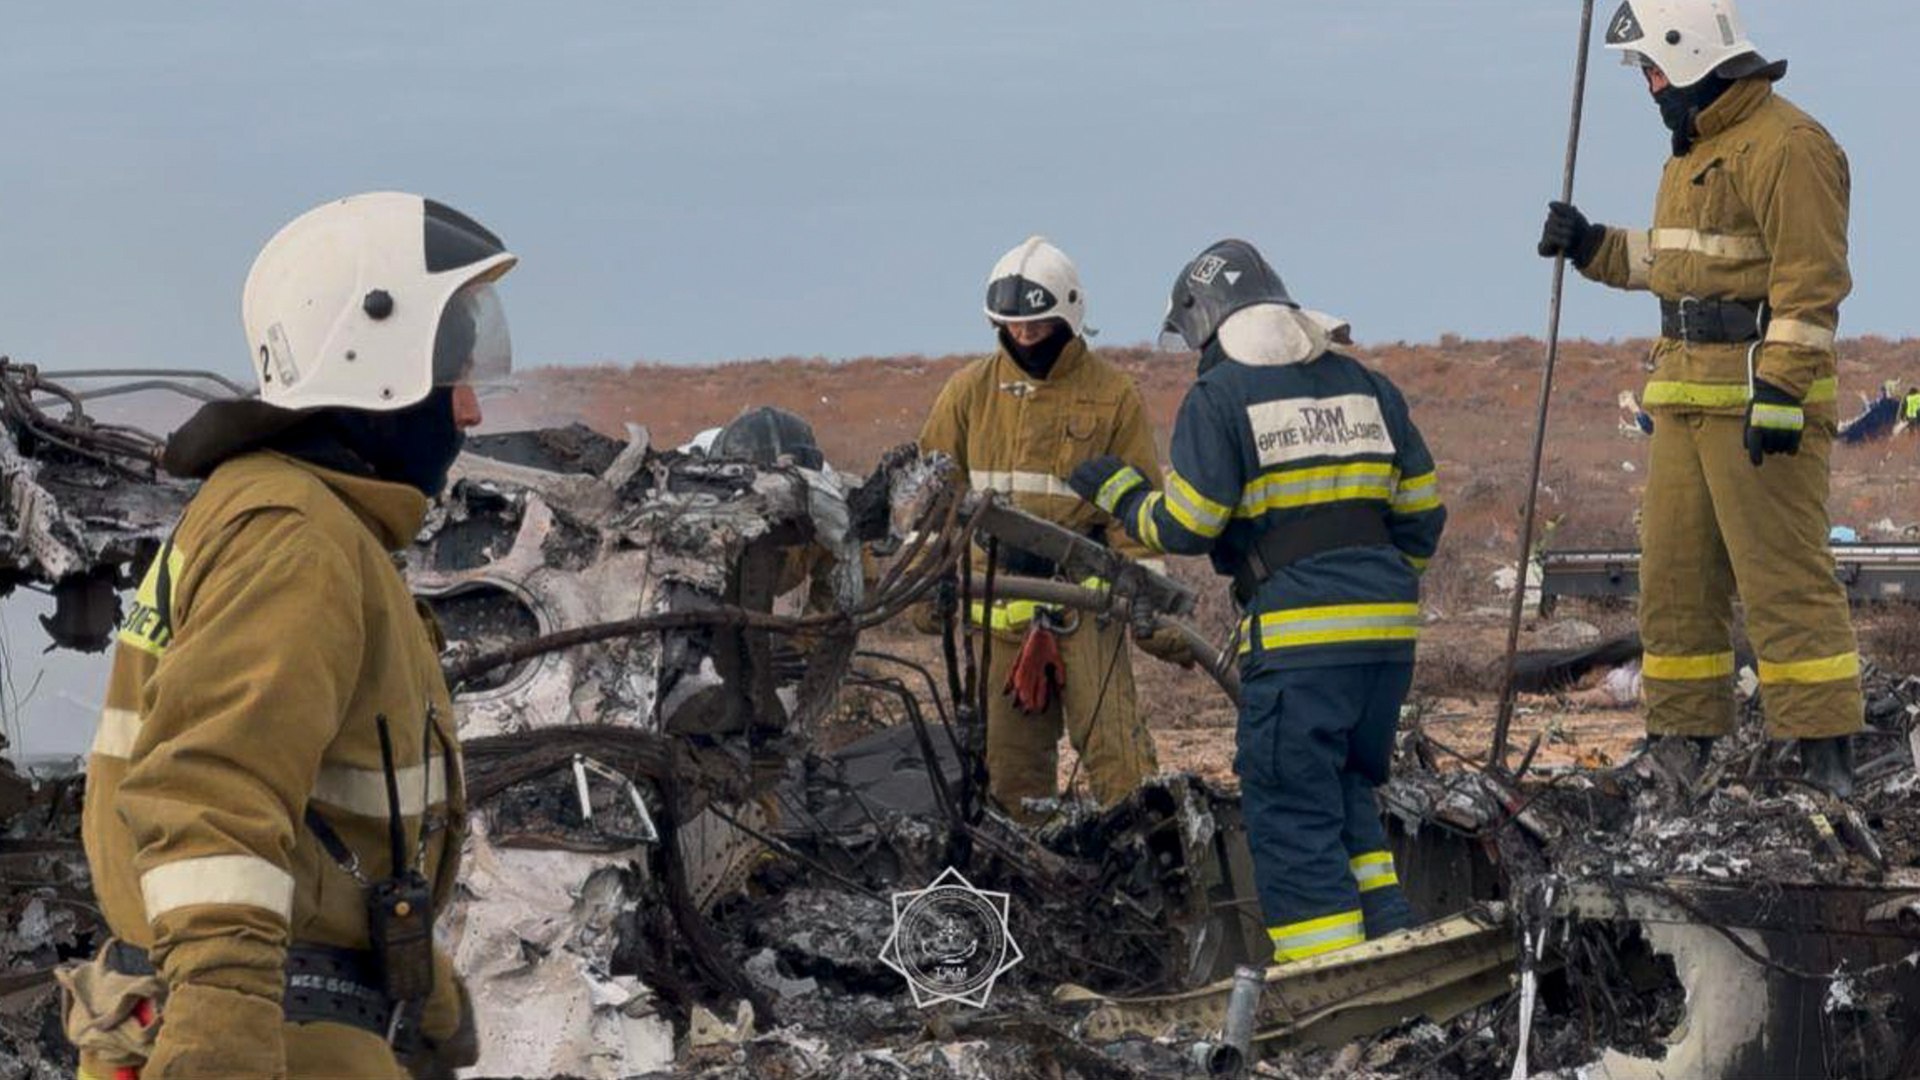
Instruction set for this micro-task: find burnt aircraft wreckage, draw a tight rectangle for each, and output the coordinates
[2,359,1919,1079]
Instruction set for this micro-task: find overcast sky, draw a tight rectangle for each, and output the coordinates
[3,1,1914,378]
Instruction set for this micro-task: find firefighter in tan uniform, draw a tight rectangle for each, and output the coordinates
[1539,0,1860,793]
[919,237,1184,819]
[66,193,516,1077]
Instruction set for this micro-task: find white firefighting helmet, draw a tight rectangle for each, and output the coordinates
[241,192,518,412]
[984,236,1086,338]
[1604,0,1778,89]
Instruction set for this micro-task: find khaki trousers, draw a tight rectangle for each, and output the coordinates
[975,617,1158,820]
[1640,412,1863,739]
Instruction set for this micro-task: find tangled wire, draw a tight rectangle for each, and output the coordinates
[0,359,176,479]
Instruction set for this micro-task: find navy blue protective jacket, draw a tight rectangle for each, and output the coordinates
[1099,347,1445,674]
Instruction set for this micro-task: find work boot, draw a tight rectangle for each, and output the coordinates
[1646,735,1715,787]
[1360,885,1417,939]
[1799,736,1855,799]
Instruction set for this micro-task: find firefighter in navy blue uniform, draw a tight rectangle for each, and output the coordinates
[1069,240,1445,963]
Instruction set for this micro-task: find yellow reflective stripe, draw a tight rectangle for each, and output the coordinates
[117,543,186,657]
[91,707,142,760]
[1136,493,1165,553]
[1250,603,1421,650]
[1650,228,1767,260]
[1095,466,1146,514]
[968,469,1077,499]
[1269,909,1366,962]
[310,756,451,818]
[970,599,1047,632]
[1237,616,1254,656]
[1350,852,1399,893]
[141,854,294,921]
[1758,652,1860,686]
[1166,471,1230,536]
[1624,228,1654,289]
[1644,377,1837,408]
[1642,650,1736,681]
[1749,402,1803,431]
[1405,555,1430,573]
[1766,318,1837,352]
[1238,462,1396,517]
[1390,472,1440,515]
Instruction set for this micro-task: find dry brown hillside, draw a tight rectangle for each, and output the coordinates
[495,335,1920,553]
[490,337,1920,771]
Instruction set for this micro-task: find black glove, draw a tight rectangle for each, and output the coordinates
[1744,379,1805,466]
[1068,455,1147,514]
[1537,201,1606,268]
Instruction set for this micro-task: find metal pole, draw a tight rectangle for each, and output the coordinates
[1492,0,1598,771]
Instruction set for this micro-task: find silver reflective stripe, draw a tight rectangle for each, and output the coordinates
[141,854,294,920]
[1650,228,1767,261]
[310,755,451,818]
[1624,228,1654,289]
[1240,465,1394,512]
[92,707,142,759]
[1164,477,1228,532]
[1270,912,1365,955]
[1765,318,1837,352]
[968,469,1076,499]
[1257,610,1421,643]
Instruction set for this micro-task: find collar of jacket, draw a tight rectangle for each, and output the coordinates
[261,450,429,552]
[992,335,1089,385]
[1693,76,1771,141]
[1215,303,1334,367]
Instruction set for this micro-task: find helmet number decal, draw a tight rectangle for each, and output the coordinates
[1025,287,1049,311]
[1189,254,1227,286]
[264,323,302,389]
[1606,3,1643,44]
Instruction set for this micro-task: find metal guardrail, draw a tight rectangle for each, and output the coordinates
[1540,543,1920,609]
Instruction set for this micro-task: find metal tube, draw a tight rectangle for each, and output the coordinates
[966,574,1241,704]
[1493,0,1599,772]
[1222,963,1264,1068]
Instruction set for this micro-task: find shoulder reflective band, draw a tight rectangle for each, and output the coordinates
[1269,909,1365,962]
[141,854,295,921]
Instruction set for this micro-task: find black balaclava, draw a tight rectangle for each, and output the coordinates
[998,319,1074,380]
[267,387,466,498]
[1653,73,1735,156]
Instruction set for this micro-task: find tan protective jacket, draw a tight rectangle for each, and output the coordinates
[82,451,466,1078]
[919,339,1164,583]
[1582,78,1851,416]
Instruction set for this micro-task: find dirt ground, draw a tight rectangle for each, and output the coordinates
[498,336,1920,787]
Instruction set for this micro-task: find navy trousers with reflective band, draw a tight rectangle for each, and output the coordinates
[1236,661,1415,959]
